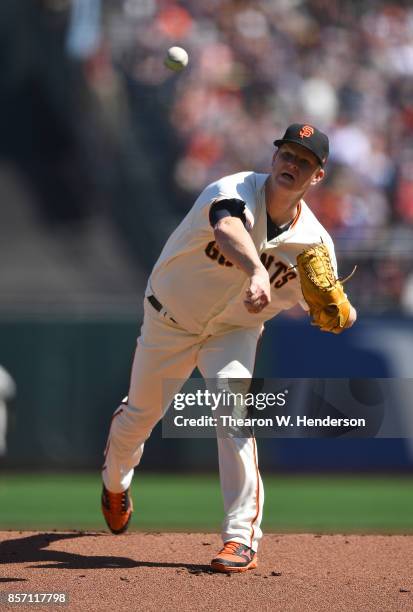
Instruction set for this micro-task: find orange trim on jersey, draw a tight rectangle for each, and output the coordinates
[289,200,302,230]
[249,437,260,550]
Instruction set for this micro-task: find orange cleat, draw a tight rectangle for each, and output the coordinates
[210,541,258,573]
[101,486,133,534]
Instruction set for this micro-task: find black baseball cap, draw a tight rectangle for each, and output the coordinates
[273,123,329,166]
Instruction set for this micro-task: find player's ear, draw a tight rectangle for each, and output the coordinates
[310,167,325,186]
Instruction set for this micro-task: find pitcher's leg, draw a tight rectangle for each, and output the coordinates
[103,308,199,493]
[197,326,264,553]
[217,436,264,551]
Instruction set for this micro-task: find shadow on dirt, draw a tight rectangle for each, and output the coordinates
[0,533,213,573]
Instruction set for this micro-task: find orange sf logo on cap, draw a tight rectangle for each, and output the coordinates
[299,125,314,138]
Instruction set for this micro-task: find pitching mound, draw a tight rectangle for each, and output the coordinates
[0,532,412,611]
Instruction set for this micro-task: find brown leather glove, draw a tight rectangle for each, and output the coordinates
[296,243,355,334]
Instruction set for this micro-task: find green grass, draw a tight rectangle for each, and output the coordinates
[0,473,412,533]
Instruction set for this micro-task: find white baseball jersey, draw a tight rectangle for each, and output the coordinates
[148,171,337,335]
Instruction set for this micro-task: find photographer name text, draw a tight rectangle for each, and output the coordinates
[173,415,366,428]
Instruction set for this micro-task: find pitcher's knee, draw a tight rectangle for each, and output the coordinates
[216,360,252,381]
[111,402,161,438]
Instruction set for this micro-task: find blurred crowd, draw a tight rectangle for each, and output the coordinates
[2,0,413,313]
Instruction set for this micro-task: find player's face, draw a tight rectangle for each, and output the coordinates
[271,143,324,192]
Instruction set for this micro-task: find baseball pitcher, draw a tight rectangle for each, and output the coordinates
[101,124,357,572]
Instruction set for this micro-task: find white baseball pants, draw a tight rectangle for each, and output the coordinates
[102,299,264,551]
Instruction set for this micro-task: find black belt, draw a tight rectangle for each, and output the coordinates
[147,295,177,324]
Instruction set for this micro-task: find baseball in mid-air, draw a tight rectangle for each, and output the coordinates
[164,46,189,72]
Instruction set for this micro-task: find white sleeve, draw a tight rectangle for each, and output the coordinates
[209,195,255,232]
[190,174,259,233]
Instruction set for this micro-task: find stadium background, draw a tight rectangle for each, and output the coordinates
[0,0,412,531]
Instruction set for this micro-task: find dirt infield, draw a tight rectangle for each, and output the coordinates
[0,532,412,612]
